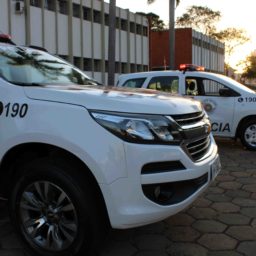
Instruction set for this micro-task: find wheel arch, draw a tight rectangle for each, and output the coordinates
[0,142,109,224]
[236,115,256,138]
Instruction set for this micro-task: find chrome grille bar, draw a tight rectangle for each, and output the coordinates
[186,136,211,161]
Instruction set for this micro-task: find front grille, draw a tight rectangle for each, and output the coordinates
[186,136,211,161]
[171,112,204,126]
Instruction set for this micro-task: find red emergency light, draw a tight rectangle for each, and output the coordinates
[0,34,16,45]
[179,64,205,72]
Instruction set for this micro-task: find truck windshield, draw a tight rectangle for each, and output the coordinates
[0,46,99,86]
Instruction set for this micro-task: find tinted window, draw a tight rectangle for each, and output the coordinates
[202,79,225,96]
[186,77,226,96]
[122,78,146,88]
[148,76,179,93]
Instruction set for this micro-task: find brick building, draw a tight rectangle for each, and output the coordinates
[149,28,225,73]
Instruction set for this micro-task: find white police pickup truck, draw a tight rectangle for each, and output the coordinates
[117,64,256,150]
[0,35,220,256]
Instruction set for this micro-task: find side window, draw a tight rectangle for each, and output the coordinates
[202,79,225,96]
[148,76,179,93]
[122,78,146,88]
[186,77,227,96]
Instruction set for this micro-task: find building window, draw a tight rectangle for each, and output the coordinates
[105,61,108,72]
[94,59,101,72]
[202,41,209,49]
[73,3,80,18]
[130,63,136,73]
[218,47,224,55]
[93,10,101,24]
[121,63,128,73]
[121,19,127,31]
[136,64,142,72]
[104,13,109,26]
[58,55,68,61]
[84,58,92,71]
[30,0,40,7]
[115,62,120,73]
[73,57,81,68]
[143,65,148,72]
[58,0,68,15]
[192,37,203,47]
[143,26,148,37]
[83,7,91,21]
[136,24,142,35]
[115,17,120,29]
[130,22,135,33]
[44,0,55,11]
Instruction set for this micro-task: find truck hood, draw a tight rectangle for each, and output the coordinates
[24,85,202,115]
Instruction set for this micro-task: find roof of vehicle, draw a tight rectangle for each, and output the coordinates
[118,70,180,78]
[117,69,256,94]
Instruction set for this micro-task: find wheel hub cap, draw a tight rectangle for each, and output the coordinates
[19,181,78,252]
[245,124,256,147]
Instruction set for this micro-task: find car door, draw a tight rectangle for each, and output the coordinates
[184,76,237,137]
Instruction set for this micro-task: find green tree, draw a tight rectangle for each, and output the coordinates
[242,52,256,80]
[176,6,221,35]
[136,12,166,31]
[212,28,249,59]
[176,5,250,65]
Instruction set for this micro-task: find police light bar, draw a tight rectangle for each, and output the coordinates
[0,34,16,45]
[179,64,205,72]
[0,34,11,40]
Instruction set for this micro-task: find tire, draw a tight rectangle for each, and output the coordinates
[240,119,256,150]
[9,157,108,256]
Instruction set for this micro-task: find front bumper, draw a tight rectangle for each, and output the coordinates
[99,134,219,229]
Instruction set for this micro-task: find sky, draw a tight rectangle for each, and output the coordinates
[106,0,256,72]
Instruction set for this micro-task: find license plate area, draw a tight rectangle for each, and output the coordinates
[210,155,221,181]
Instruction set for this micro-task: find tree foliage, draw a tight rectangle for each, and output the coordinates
[137,12,166,31]
[176,5,250,61]
[242,52,256,80]
[176,6,221,35]
[211,28,249,58]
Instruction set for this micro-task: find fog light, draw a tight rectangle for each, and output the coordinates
[153,185,174,203]
[154,186,161,199]
[158,187,174,202]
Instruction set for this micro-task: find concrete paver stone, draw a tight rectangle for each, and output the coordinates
[198,234,237,250]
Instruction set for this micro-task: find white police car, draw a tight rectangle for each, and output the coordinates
[0,35,220,255]
[117,64,256,150]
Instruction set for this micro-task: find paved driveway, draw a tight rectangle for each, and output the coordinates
[0,138,255,256]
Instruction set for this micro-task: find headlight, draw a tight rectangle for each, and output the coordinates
[90,111,181,144]
[202,111,212,134]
